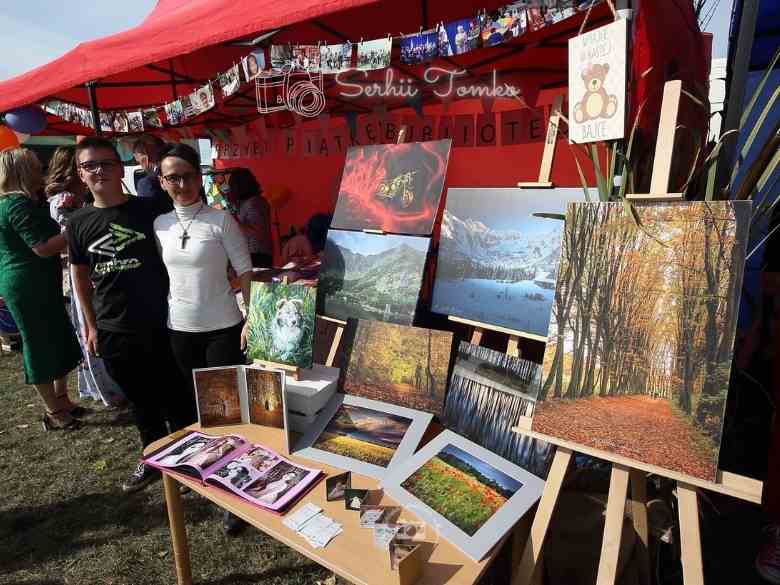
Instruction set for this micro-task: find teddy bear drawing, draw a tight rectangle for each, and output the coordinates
[574,63,618,124]
[271,298,305,361]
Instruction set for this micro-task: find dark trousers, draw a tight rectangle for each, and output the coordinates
[250,253,273,268]
[98,328,197,447]
[168,322,246,399]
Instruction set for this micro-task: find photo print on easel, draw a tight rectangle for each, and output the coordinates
[320,42,353,74]
[568,18,627,143]
[242,50,267,81]
[443,341,552,477]
[332,140,452,235]
[246,281,315,369]
[534,201,750,482]
[194,367,242,427]
[432,187,593,339]
[318,230,430,325]
[382,430,545,561]
[342,320,454,417]
[220,64,242,96]
[400,31,438,65]
[357,37,392,71]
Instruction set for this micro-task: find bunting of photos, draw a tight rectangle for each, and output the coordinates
[40,0,594,133]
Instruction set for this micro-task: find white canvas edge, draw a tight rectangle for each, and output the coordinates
[293,393,433,480]
[380,430,545,562]
[242,364,291,454]
[192,365,242,428]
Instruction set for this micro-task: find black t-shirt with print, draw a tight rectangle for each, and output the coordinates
[67,196,170,333]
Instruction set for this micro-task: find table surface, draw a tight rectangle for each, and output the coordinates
[144,423,501,585]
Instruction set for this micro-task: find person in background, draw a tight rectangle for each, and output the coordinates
[45,145,124,408]
[227,168,273,268]
[155,143,252,535]
[68,137,196,493]
[132,135,171,209]
[280,212,332,265]
[0,148,83,430]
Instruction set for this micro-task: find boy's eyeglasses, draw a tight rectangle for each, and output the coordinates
[162,172,199,186]
[78,160,120,174]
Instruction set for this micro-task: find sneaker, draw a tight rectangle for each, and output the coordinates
[756,524,780,584]
[121,462,160,493]
[222,510,247,536]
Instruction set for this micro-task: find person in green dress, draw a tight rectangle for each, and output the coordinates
[0,147,83,430]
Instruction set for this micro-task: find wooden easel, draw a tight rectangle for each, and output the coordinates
[518,95,564,189]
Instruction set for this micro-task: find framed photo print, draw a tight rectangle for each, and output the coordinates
[294,394,432,480]
[381,430,545,561]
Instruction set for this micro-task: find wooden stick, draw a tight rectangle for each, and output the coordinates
[629,470,651,585]
[469,327,484,346]
[518,94,563,189]
[325,323,344,368]
[595,464,630,585]
[448,315,546,342]
[163,474,193,585]
[677,483,705,585]
[512,448,573,585]
[507,335,520,358]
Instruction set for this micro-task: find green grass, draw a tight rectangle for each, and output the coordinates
[400,457,507,536]
[0,351,337,585]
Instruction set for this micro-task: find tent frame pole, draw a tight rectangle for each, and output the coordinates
[86,80,102,136]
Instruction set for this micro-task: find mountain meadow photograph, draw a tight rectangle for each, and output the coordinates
[432,188,590,338]
[400,443,522,536]
[535,201,750,481]
[331,140,451,235]
[342,320,453,416]
[318,230,430,325]
[312,404,413,467]
[443,342,552,478]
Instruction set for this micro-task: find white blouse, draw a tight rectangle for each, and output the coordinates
[154,203,252,333]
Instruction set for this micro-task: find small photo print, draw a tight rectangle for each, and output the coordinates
[360,505,401,528]
[243,461,309,505]
[344,488,368,510]
[481,3,528,47]
[194,367,242,427]
[245,368,284,428]
[127,111,144,133]
[99,112,113,132]
[165,100,184,125]
[180,94,196,119]
[112,112,129,133]
[153,434,214,466]
[237,447,278,475]
[390,541,419,571]
[320,42,352,74]
[142,108,163,128]
[291,45,321,72]
[219,64,242,97]
[192,84,215,114]
[242,50,266,81]
[212,460,254,489]
[357,38,392,71]
[177,435,243,469]
[270,45,293,70]
[326,471,351,501]
[399,31,438,65]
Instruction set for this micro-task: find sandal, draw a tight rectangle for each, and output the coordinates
[41,410,82,431]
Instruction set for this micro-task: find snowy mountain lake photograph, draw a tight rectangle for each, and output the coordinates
[431,188,592,338]
[318,230,430,325]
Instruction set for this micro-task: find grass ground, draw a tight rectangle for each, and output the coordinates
[0,350,336,585]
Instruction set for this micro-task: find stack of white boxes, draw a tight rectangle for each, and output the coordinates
[285,364,340,433]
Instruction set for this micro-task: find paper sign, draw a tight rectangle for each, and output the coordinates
[568,18,627,144]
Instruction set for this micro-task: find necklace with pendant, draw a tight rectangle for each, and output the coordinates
[174,203,205,249]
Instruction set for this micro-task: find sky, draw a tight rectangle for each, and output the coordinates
[0,1,157,81]
[329,230,429,255]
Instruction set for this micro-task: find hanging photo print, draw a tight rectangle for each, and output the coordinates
[142,108,163,128]
[99,112,113,132]
[127,111,144,133]
[292,45,321,72]
[270,45,293,71]
[439,18,481,56]
[480,5,523,47]
[399,31,438,65]
[164,100,184,126]
[320,42,352,74]
[192,84,215,114]
[220,64,242,96]
[568,18,627,143]
[357,38,392,71]
[112,112,130,133]
[242,50,267,81]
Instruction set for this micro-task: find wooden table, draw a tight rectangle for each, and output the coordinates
[145,423,502,585]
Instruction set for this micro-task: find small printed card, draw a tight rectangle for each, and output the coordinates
[360,505,401,528]
[283,503,322,532]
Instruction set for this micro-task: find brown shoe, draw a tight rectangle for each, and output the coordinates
[41,411,81,431]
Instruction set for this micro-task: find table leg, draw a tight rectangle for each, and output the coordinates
[163,474,193,585]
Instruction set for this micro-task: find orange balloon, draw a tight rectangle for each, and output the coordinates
[0,125,20,151]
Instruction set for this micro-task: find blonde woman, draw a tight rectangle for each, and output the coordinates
[0,148,83,430]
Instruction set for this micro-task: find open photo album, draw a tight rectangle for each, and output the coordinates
[143,430,322,513]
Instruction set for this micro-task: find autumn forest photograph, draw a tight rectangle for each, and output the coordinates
[534,201,750,481]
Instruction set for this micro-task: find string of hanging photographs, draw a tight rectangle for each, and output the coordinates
[41,0,596,134]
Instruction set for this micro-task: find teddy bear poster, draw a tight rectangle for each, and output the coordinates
[568,18,627,144]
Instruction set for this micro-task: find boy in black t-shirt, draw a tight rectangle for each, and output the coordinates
[68,137,196,493]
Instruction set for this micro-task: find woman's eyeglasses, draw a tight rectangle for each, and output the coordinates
[162,172,200,186]
[78,160,120,174]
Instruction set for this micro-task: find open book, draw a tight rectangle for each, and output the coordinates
[144,430,321,513]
